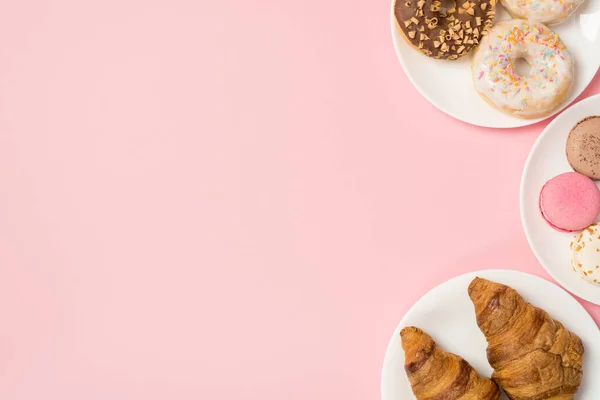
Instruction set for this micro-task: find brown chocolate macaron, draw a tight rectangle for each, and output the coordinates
[567,116,600,180]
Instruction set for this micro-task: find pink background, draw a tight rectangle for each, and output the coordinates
[0,0,599,398]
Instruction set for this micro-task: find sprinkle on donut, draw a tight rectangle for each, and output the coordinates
[481,23,567,95]
[472,20,574,118]
[501,0,585,26]
[394,0,497,60]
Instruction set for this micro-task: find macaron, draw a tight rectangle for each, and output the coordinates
[566,116,600,180]
[570,223,600,285]
[539,172,600,232]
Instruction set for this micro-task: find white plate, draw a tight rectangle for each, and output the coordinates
[381,269,600,400]
[390,0,600,128]
[521,94,600,305]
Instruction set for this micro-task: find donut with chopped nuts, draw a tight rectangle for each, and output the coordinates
[394,0,497,60]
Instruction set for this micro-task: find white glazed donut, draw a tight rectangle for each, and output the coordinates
[501,0,584,25]
[472,19,574,119]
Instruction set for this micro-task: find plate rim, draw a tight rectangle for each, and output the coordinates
[380,268,600,399]
[389,0,600,128]
[520,93,600,305]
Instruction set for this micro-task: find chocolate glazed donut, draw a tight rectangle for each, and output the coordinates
[394,0,497,60]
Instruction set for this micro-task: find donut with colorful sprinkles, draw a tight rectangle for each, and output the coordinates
[501,0,585,25]
[394,0,497,60]
[471,19,574,119]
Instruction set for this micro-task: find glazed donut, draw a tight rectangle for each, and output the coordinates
[394,0,496,60]
[472,20,574,119]
[501,0,584,25]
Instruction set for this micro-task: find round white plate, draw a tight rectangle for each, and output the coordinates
[390,0,600,128]
[521,94,600,305]
[381,269,600,400]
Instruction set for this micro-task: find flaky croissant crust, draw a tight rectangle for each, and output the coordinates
[400,326,502,400]
[468,277,584,400]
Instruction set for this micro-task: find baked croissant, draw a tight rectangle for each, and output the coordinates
[400,326,502,399]
[468,277,584,400]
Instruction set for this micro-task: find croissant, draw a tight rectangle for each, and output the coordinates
[400,326,502,399]
[468,277,584,400]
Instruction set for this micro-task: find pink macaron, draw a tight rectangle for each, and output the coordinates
[539,172,600,232]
